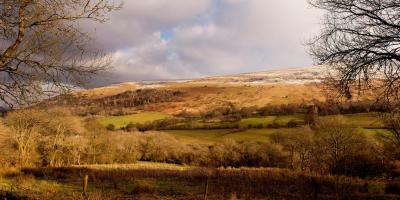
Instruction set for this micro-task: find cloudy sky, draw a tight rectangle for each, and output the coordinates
[87,0,323,84]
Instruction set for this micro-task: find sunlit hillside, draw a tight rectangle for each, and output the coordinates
[52,66,374,116]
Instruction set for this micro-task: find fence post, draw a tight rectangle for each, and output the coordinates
[310,177,319,200]
[204,176,209,200]
[83,174,89,196]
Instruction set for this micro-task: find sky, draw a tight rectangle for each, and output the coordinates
[86,0,324,85]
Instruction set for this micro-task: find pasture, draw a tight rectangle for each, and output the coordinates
[98,112,171,129]
[97,111,389,145]
[165,128,299,144]
[320,113,385,128]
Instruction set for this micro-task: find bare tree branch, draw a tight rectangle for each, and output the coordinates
[0,0,121,106]
[308,0,400,108]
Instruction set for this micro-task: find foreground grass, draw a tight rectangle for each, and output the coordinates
[77,162,191,170]
[1,164,399,200]
[98,112,171,129]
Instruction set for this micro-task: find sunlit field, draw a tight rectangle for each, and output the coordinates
[98,112,172,129]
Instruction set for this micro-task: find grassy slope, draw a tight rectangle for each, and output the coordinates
[98,112,171,129]
[167,84,325,115]
[75,83,139,98]
[76,83,327,115]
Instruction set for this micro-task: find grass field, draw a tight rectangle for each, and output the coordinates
[97,112,388,145]
[274,114,305,126]
[239,116,276,128]
[165,127,390,145]
[320,113,384,128]
[98,111,383,130]
[98,112,171,129]
[358,128,391,136]
[165,128,301,144]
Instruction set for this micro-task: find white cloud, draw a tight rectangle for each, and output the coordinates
[87,0,324,84]
[86,0,213,51]
[101,33,199,84]
[168,0,323,75]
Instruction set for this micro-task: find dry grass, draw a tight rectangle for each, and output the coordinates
[75,83,139,99]
[73,82,327,115]
[166,83,324,115]
[75,162,191,171]
[54,77,381,117]
[0,165,393,200]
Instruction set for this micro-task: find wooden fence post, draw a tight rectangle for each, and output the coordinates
[310,177,319,200]
[204,176,209,200]
[83,174,89,196]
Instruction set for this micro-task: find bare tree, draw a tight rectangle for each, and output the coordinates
[0,119,14,166]
[308,0,400,106]
[315,116,367,175]
[0,0,120,106]
[270,127,314,171]
[379,112,400,159]
[39,108,83,167]
[4,109,45,166]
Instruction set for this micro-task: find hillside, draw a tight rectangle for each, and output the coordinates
[193,65,326,84]
[42,66,373,115]
[81,66,326,94]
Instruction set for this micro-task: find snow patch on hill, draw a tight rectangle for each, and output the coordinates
[192,66,327,85]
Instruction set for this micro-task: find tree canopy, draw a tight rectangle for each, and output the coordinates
[308,0,400,106]
[0,0,120,106]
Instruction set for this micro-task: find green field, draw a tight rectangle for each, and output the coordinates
[239,116,276,128]
[98,112,171,129]
[98,112,388,144]
[274,114,305,125]
[165,127,391,145]
[239,115,305,128]
[320,113,384,128]
[358,128,391,136]
[165,128,300,144]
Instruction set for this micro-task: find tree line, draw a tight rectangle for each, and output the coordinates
[1,108,400,179]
